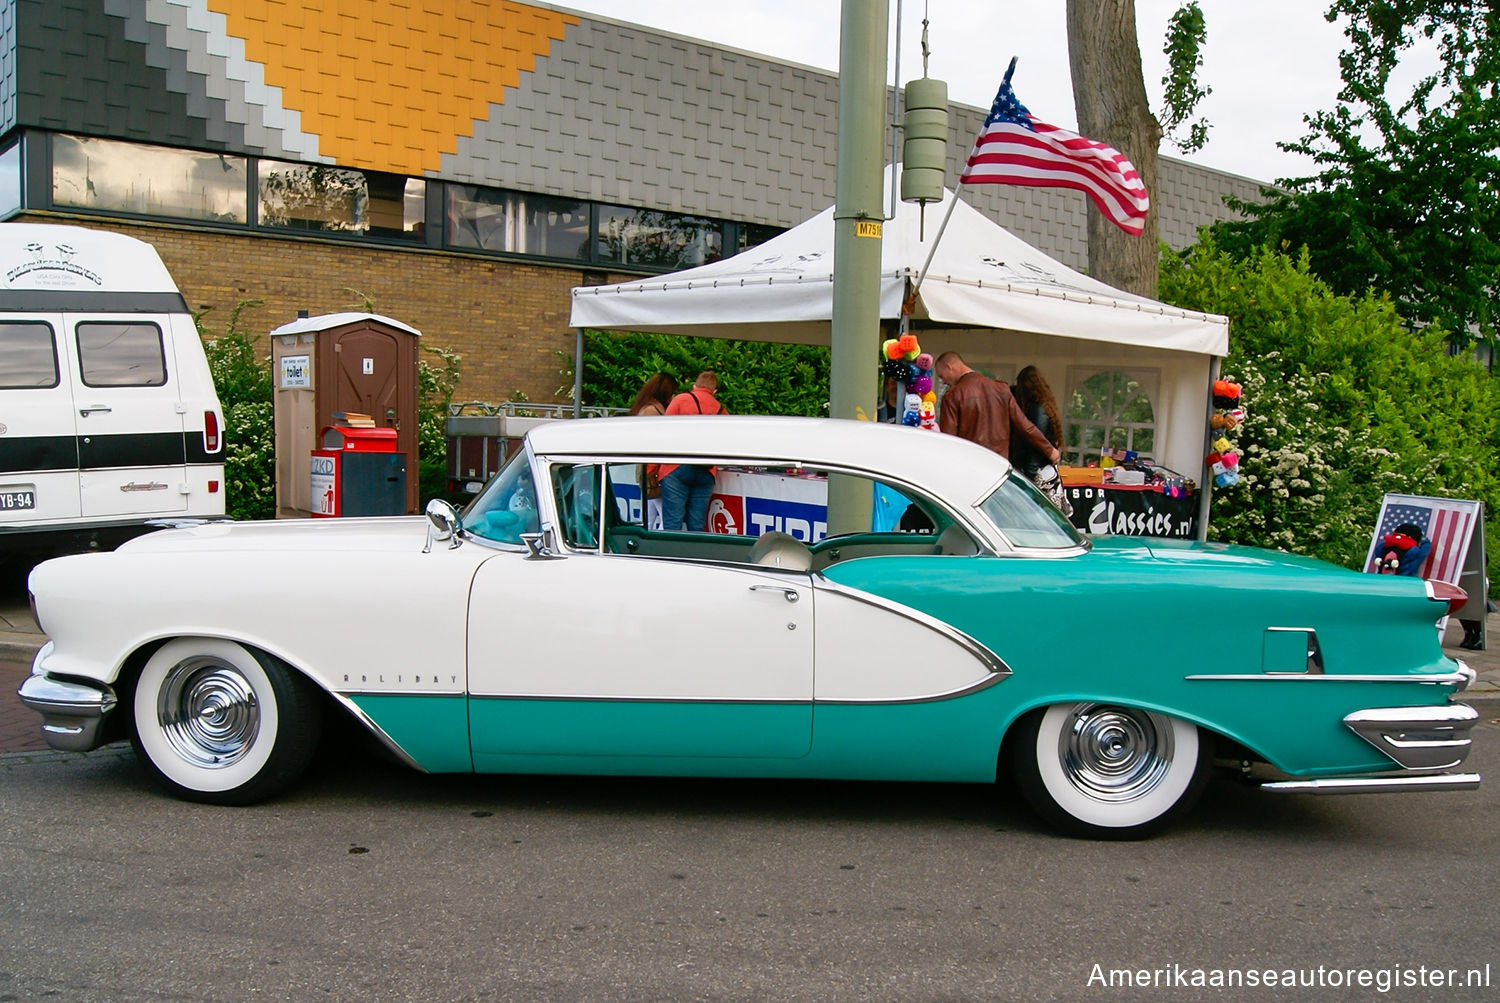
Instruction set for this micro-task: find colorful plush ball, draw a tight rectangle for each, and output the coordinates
[883,358,912,381]
[1212,436,1232,454]
[914,352,933,371]
[910,374,932,395]
[1228,408,1247,425]
[884,338,904,360]
[1222,451,1239,468]
[898,333,921,360]
[922,390,937,404]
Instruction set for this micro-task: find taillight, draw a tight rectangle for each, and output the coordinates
[204,410,220,453]
[1425,580,1468,617]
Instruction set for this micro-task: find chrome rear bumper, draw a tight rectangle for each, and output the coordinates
[1262,700,1481,795]
[17,671,119,753]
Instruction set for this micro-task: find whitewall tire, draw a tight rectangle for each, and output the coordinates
[130,638,320,805]
[1012,703,1211,839]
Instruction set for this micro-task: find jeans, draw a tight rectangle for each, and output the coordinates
[660,466,716,532]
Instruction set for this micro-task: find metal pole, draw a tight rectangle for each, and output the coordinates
[830,0,889,426]
[827,0,889,534]
[572,328,584,418]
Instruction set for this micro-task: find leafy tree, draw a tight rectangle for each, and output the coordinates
[1208,1,1500,346]
[1066,1,1211,296]
[580,331,830,417]
[195,301,275,521]
[1159,239,1500,591]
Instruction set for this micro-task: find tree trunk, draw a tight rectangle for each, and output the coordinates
[1066,0,1163,297]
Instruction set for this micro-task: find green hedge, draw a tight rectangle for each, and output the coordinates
[1160,241,1499,592]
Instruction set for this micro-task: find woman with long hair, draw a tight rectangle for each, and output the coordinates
[628,372,678,416]
[627,373,678,529]
[1011,365,1071,517]
[1011,365,1063,476]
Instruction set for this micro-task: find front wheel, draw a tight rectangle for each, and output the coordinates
[130,638,321,805]
[1011,703,1211,839]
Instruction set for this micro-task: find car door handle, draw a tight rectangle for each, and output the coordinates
[79,406,112,416]
[749,584,799,603]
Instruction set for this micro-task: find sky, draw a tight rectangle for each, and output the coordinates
[549,1,1356,185]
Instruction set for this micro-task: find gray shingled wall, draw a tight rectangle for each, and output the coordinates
[4,0,1263,272]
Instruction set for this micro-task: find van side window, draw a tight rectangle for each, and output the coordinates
[76,322,167,387]
[0,322,60,389]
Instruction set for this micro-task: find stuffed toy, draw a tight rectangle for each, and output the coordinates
[897,333,921,360]
[1212,379,1242,409]
[919,399,938,430]
[883,338,905,361]
[901,392,923,426]
[1211,436,1232,454]
[1375,522,1430,576]
[910,373,932,396]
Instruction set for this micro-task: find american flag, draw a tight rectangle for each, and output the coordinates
[1366,496,1477,583]
[961,58,1150,235]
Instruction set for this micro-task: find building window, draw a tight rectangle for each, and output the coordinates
[446,185,590,259]
[0,142,20,219]
[76,322,167,388]
[594,205,723,269]
[258,160,424,240]
[735,222,783,253]
[52,134,247,223]
[0,322,59,389]
[1065,368,1158,463]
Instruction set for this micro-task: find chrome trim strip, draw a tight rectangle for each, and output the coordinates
[812,577,1013,679]
[1261,773,1481,795]
[818,670,1008,705]
[1344,703,1479,771]
[320,690,430,773]
[467,692,812,705]
[467,672,1008,706]
[17,673,119,753]
[1185,669,1472,685]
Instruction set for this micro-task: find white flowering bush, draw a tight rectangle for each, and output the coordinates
[1161,241,1500,585]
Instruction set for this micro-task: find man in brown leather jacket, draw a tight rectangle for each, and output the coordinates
[934,352,1061,466]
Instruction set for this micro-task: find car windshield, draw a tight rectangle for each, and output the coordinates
[978,473,1085,550]
[461,448,540,545]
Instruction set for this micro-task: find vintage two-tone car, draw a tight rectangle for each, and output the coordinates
[19,416,1481,837]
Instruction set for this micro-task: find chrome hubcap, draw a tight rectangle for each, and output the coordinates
[1058,704,1174,802]
[156,657,260,769]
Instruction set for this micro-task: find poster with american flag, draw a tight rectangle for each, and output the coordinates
[1363,494,1482,584]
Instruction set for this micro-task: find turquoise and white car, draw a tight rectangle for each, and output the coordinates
[19,416,1481,837]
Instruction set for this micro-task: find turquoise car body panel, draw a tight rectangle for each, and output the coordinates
[352,536,1465,781]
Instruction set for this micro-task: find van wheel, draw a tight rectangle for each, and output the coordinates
[1011,703,1211,839]
[130,639,320,805]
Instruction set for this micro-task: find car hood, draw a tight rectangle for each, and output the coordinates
[117,516,431,554]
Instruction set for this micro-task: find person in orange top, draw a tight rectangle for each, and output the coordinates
[658,371,727,531]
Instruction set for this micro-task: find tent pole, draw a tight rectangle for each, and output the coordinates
[911,183,964,300]
[572,328,584,418]
[1195,355,1221,542]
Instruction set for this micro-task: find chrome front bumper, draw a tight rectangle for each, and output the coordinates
[17,671,119,753]
[1263,699,1482,795]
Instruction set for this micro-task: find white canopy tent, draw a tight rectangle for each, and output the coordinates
[569,175,1229,493]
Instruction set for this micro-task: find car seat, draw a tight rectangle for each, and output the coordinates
[746,531,813,570]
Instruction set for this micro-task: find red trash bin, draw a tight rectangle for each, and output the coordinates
[311,427,406,517]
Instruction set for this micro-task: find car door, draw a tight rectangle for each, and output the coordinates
[466,461,814,765]
[0,316,80,527]
[68,314,189,518]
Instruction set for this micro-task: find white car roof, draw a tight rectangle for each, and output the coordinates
[527,415,1013,504]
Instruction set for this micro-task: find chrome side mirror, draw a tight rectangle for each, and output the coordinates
[423,498,463,553]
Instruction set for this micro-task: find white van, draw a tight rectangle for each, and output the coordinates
[0,223,225,550]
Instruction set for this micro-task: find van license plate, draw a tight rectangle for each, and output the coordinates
[0,488,36,511]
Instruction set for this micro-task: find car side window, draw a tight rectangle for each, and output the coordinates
[0,321,59,389]
[551,463,602,551]
[76,321,167,387]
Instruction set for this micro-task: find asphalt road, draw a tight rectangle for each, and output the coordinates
[2,716,1497,1002]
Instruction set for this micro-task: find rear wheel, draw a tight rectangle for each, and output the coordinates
[1012,703,1211,839]
[130,638,320,805]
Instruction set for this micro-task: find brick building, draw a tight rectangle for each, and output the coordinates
[0,0,1266,405]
